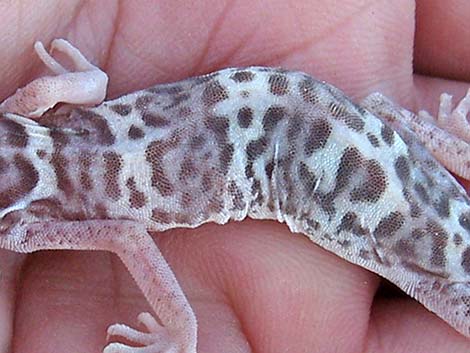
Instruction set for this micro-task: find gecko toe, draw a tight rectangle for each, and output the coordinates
[105,313,185,353]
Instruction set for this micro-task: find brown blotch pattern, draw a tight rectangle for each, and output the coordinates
[0,156,7,174]
[180,192,194,209]
[1,119,28,148]
[48,128,70,147]
[202,172,213,191]
[459,212,470,232]
[327,102,365,132]
[246,137,268,160]
[77,109,116,146]
[350,160,387,203]
[135,95,154,111]
[94,203,110,219]
[179,106,192,117]
[412,228,426,240]
[36,150,47,159]
[268,74,289,95]
[128,125,145,140]
[27,198,64,219]
[51,152,74,196]
[427,221,448,268]
[381,124,395,146]
[410,203,423,218]
[454,233,463,246]
[110,104,132,116]
[190,135,206,150]
[147,85,183,96]
[237,106,254,128]
[79,155,93,190]
[230,70,255,82]
[462,247,470,274]
[334,147,363,192]
[344,115,365,132]
[337,212,368,236]
[192,72,219,86]
[287,113,302,142]
[262,106,285,133]
[328,102,347,118]
[228,181,246,210]
[251,179,264,205]
[152,209,172,224]
[366,133,380,147]
[202,81,229,106]
[394,238,416,258]
[434,194,450,218]
[298,162,317,194]
[394,155,410,184]
[264,159,275,181]
[373,211,405,239]
[145,139,177,197]
[220,144,234,175]
[142,112,170,127]
[298,78,320,105]
[15,154,39,196]
[165,93,190,110]
[414,183,430,204]
[204,115,229,145]
[126,177,147,209]
[0,154,39,209]
[179,157,196,181]
[103,151,123,200]
[304,118,332,156]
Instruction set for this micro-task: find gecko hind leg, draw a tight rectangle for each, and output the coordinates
[418,88,470,144]
[2,220,197,353]
[0,39,108,118]
[362,92,470,180]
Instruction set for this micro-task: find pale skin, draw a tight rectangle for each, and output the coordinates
[0,1,470,353]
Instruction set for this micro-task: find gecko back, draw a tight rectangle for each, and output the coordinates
[1,66,470,338]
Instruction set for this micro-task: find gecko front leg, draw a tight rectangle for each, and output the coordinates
[0,39,197,352]
[1,220,197,353]
[0,39,108,118]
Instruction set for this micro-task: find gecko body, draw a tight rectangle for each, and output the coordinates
[1,39,470,352]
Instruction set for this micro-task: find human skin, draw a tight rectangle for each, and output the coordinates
[0,1,470,352]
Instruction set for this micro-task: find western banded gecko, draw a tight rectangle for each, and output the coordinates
[1,39,470,352]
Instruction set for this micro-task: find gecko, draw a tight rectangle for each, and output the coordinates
[1,39,470,352]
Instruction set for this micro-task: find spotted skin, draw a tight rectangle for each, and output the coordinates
[2,39,470,352]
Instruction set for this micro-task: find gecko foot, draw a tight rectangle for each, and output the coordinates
[104,312,183,353]
[0,38,108,118]
[418,88,470,143]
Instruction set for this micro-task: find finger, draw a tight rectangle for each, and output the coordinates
[415,0,470,82]
[14,251,118,353]
[0,251,25,351]
[103,0,415,100]
[367,299,470,352]
[161,220,380,353]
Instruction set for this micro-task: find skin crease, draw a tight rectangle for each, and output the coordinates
[0,1,470,352]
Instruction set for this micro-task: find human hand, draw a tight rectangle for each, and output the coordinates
[1,1,470,352]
